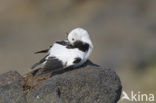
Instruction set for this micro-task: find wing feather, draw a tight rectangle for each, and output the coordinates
[31,55,48,69]
[41,57,64,74]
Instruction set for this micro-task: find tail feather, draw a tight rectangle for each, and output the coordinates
[31,62,40,69]
[34,49,49,54]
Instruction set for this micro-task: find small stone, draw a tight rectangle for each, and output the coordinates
[36,95,40,99]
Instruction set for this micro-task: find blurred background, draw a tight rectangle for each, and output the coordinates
[0,0,156,102]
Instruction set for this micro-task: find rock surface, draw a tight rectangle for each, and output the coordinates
[0,71,27,103]
[0,63,122,103]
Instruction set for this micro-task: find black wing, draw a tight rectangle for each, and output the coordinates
[66,40,89,52]
[34,40,69,54]
[34,49,49,54]
[55,40,70,46]
[34,45,52,54]
[31,55,48,69]
[41,57,64,74]
[73,57,81,64]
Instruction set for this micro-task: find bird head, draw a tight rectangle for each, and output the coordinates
[67,28,93,49]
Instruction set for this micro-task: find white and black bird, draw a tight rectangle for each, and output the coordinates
[31,28,93,74]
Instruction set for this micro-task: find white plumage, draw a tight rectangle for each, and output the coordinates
[48,42,85,67]
[31,27,93,71]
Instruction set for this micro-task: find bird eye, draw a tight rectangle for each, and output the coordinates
[72,38,75,41]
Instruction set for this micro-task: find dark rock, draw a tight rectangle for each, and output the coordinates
[0,63,122,103]
[27,64,122,103]
[0,71,27,103]
[0,71,23,86]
